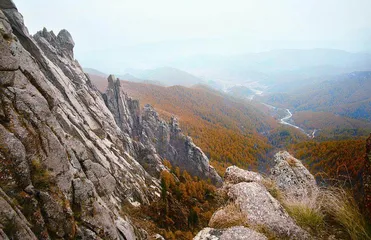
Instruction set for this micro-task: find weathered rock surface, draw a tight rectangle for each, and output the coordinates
[194,226,267,240]
[198,153,316,240]
[0,189,37,240]
[271,151,318,201]
[228,182,310,239]
[224,166,263,184]
[0,1,219,239]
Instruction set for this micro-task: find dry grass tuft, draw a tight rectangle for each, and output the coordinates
[319,187,370,240]
[286,157,297,167]
[208,202,248,229]
[282,186,370,239]
[262,179,284,202]
[285,202,324,231]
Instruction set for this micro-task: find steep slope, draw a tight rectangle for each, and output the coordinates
[0,1,219,239]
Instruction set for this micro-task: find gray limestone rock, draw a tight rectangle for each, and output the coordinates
[201,163,317,240]
[0,0,16,10]
[38,191,75,239]
[224,166,263,184]
[270,151,318,201]
[57,29,75,59]
[0,2,161,239]
[228,182,310,239]
[0,188,37,240]
[103,75,222,186]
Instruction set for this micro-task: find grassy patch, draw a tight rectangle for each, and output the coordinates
[31,158,53,190]
[3,217,17,238]
[281,186,371,239]
[285,203,324,230]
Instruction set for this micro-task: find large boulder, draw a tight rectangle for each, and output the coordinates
[270,151,318,201]
[227,182,310,239]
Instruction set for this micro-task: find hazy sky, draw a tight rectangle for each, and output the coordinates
[15,0,371,73]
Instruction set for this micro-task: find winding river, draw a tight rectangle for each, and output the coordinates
[280,109,317,138]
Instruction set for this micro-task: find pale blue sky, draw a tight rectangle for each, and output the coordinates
[15,0,371,73]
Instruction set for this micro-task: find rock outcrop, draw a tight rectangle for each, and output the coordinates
[226,182,310,239]
[271,151,318,201]
[103,75,222,186]
[196,152,317,240]
[0,1,220,239]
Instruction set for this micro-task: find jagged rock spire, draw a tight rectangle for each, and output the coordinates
[103,75,222,186]
[0,0,17,10]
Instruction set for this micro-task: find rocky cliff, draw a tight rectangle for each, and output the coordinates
[0,1,220,239]
[102,75,222,186]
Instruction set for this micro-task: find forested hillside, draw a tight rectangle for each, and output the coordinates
[292,111,371,138]
[289,138,366,189]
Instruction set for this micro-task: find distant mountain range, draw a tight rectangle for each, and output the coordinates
[85,66,203,87]
[170,48,371,92]
[123,67,203,86]
[85,49,371,94]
